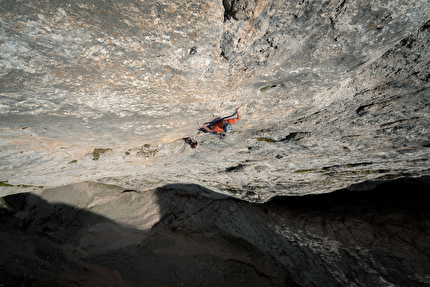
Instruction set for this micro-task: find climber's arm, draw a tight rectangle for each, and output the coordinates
[235,108,241,121]
[198,123,213,133]
[223,107,241,121]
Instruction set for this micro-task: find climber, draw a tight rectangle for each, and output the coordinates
[198,108,241,138]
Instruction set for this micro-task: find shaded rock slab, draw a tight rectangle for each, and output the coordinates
[1,178,430,286]
[0,182,293,287]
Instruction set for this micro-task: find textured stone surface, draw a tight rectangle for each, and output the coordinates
[1,0,430,286]
[0,182,294,287]
[1,179,429,286]
[0,0,429,196]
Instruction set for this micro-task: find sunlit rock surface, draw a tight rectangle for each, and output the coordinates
[0,0,429,195]
[1,0,430,286]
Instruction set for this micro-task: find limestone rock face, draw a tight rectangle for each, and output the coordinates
[1,0,430,286]
[0,0,429,197]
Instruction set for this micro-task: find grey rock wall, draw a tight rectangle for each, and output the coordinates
[1,1,430,285]
[1,0,429,146]
[0,0,429,201]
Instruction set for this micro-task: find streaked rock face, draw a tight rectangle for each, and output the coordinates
[0,0,430,286]
[0,0,429,196]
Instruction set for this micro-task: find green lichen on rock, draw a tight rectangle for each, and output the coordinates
[294,169,318,173]
[260,84,276,92]
[135,145,158,157]
[0,181,43,189]
[0,181,14,187]
[255,137,275,143]
[92,148,112,160]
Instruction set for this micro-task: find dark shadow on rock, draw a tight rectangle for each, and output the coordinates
[1,176,430,287]
[0,191,139,286]
[128,177,430,287]
[198,117,223,134]
[149,177,430,287]
[263,175,430,287]
[0,183,294,287]
[202,113,237,130]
